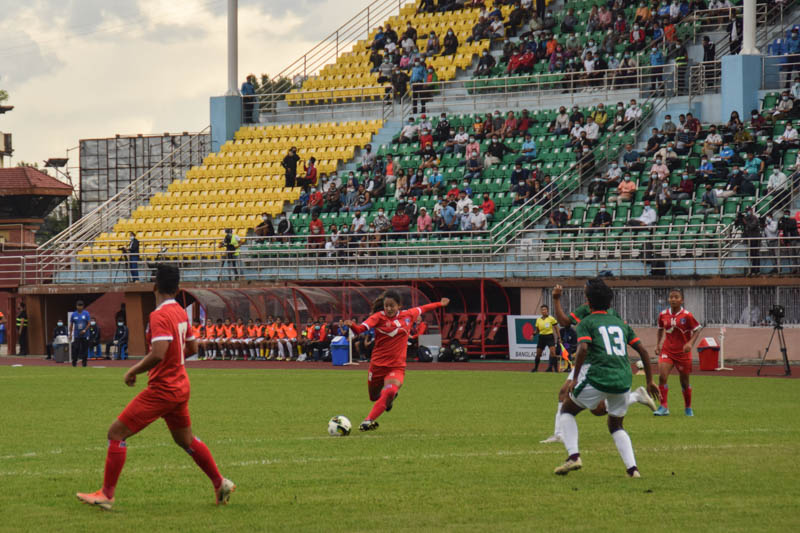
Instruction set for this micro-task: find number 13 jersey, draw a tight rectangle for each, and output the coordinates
[575,311,641,394]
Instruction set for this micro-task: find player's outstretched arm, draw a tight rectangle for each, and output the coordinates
[552,285,571,328]
[632,342,660,401]
[123,340,169,387]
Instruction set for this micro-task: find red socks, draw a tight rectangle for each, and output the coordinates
[367,384,399,421]
[682,386,692,408]
[659,384,669,408]
[187,437,223,489]
[102,440,127,499]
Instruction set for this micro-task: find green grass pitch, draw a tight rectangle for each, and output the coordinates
[1,366,798,532]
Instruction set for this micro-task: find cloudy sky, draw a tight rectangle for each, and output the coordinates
[0,0,367,174]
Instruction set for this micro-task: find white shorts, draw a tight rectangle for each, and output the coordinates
[570,382,629,417]
[254,337,264,342]
[215,337,226,343]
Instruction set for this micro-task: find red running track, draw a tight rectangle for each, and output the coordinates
[0,356,795,378]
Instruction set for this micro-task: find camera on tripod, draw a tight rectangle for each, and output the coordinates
[768,305,785,325]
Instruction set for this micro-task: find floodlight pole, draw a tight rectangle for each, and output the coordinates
[741,0,759,55]
[226,0,240,96]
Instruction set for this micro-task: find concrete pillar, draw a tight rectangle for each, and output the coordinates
[722,54,762,122]
[125,292,155,357]
[226,0,240,96]
[741,0,759,55]
[210,95,242,153]
[24,295,46,356]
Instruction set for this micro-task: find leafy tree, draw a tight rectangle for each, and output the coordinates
[254,75,293,113]
[0,89,8,103]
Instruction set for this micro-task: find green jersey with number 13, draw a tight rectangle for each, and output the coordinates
[575,311,641,394]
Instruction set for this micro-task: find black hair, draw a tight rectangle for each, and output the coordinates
[76,300,84,306]
[155,263,180,295]
[382,290,402,306]
[371,297,385,313]
[541,305,549,310]
[669,288,684,298]
[585,277,613,311]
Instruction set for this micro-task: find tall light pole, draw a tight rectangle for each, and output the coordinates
[226,0,240,96]
[741,0,759,55]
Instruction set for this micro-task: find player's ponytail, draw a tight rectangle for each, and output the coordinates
[371,297,384,313]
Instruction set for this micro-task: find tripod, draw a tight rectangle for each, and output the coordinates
[757,323,791,376]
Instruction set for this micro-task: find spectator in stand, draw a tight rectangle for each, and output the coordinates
[475,49,496,76]
[357,145,376,173]
[673,126,694,155]
[629,201,658,229]
[391,208,411,239]
[661,114,677,140]
[768,167,790,210]
[510,162,529,189]
[551,106,571,134]
[655,141,680,170]
[302,187,324,216]
[416,207,433,233]
[613,175,637,204]
[442,28,459,55]
[624,99,642,127]
[650,156,670,180]
[656,181,673,216]
[484,135,515,168]
[481,193,496,222]
[702,125,723,158]
[771,91,794,122]
[497,111,518,139]
[277,213,293,240]
[489,14,506,39]
[547,204,569,229]
[743,152,765,182]
[515,133,537,164]
[778,209,799,272]
[308,212,325,249]
[590,104,608,130]
[699,184,719,214]
[671,171,694,201]
[513,177,531,206]
[750,110,769,137]
[458,205,473,232]
[590,204,612,232]
[620,143,643,172]
[628,23,646,52]
[281,147,300,188]
[645,127,664,157]
[470,204,488,231]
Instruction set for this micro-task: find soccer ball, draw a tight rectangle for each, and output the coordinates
[328,415,352,436]
[635,360,645,370]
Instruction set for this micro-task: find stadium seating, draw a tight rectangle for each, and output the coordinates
[78,120,383,262]
[285,0,549,105]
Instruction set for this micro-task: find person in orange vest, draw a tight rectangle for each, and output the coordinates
[220,317,235,360]
[233,318,247,360]
[191,319,204,359]
[202,318,220,360]
[300,317,328,362]
[275,317,298,361]
[263,317,278,360]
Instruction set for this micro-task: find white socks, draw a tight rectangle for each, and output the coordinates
[554,402,563,436]
[558,413,580,456]
[612,429,636,469]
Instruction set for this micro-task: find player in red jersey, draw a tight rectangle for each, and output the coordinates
[654,289,703,417]
[345,290,449,431]
[77,264,235,510]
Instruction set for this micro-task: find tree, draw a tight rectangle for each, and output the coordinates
[0,89,8,103]
[254,75,293,113]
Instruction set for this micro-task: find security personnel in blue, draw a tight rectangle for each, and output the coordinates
[69,299,91,367]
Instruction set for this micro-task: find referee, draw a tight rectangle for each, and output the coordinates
[531,305,560,373]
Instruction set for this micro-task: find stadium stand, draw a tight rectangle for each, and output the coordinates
[79,120,383,262]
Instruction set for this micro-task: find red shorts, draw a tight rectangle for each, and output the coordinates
[660,352,693,374]
[118,387,191,434]
[368,365,406,389]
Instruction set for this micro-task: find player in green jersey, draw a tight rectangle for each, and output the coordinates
[539,283,656,444]
[554,279,659,477]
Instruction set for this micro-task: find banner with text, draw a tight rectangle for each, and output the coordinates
[506,315,550,361]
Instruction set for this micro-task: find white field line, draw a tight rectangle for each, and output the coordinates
[0,442,779,478]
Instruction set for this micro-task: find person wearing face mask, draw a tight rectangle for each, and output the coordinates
[484,135,516,169]
[614,174,637,204]
[547,204,570,229]
[107,320,129,360]
[771,91,794,123]
[629,200,658,229]
[649,157,670,180]
[699,183,719,214]
[277,214,293,241]
[767,166,789,211]
[47,319,70,362]
[628,23,646,52]
[777,209,800,272]
[281,147,300,189]
[656,181,673,217]
[590,204,612,232]
[87,318,102,360]
[254,212,275,240]
[441,27,458,55]
[70,299,91,367]
[649,46,664,95]
[671,172,694,201]
[474,48,496,76]
[373,208,391,233]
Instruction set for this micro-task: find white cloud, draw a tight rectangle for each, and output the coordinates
[0,0,370,169]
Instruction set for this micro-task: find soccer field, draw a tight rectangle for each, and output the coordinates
[1,366,798,532]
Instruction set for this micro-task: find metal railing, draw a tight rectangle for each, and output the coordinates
[693,2,800,58]
[8,225,800,285]
[762,55,800,90]
[36,127,211,280]
[251,62,699,128]
[255,0,414,114]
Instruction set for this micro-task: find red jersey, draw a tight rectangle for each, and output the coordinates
[658,307,701,356]
[351,302,441,367]
[145,299,192,397]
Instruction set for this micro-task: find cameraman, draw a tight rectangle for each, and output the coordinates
[119,232,140,282]
[740,207,763,276]
[220,228,243,279]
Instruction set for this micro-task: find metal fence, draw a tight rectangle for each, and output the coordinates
[541,285,800,327]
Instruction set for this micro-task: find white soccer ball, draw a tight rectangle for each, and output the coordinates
[328,415,352,436]
[636,360,644,370]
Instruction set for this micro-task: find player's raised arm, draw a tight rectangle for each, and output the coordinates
[552,285,571,328]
